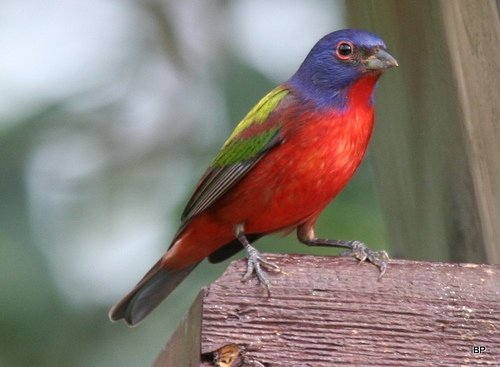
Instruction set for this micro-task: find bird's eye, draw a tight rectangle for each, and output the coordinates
[336,41,354,60]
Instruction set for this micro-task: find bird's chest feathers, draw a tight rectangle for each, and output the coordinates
[295,105,373,179]
[280,80,376,202]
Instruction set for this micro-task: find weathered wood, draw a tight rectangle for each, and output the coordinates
[202,254,500,366]
[440,0,500,262]
[153,290,203,367]
[346,0,500,263]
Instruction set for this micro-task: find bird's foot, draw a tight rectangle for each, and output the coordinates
[341,241,389,279]
[241,242,280,295]
[300,231,389,279]
[234,223,281,295]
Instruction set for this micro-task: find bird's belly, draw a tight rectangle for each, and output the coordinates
[250,145,362,229]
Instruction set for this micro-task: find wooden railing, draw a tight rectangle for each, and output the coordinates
[154,254,500,366]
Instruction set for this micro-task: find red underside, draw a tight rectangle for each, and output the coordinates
[165,74,380,269]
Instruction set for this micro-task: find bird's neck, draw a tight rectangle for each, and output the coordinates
[346,73,381,109]
[289,73,381,111]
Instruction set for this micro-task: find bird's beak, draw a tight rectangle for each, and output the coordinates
[363,48,398,71]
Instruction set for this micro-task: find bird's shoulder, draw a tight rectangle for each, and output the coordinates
[211,85,296,167]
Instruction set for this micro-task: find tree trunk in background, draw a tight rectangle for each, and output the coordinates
[346,0,500,263]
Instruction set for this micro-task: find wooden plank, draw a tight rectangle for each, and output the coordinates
[345,0,500,263]
[153,290,203,367]
[439,0,500,262]
[202,254,500,366]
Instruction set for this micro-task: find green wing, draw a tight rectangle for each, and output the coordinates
[181,86,290,222]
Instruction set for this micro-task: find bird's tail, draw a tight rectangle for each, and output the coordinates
[108,259,198,326]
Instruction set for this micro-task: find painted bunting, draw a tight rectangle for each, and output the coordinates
[110,29,397,326]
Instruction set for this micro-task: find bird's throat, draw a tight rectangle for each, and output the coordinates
[346,73,381,108]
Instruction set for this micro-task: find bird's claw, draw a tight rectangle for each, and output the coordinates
[341,241,389,279]
[242,244,280,295]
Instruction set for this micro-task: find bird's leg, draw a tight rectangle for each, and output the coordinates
[297,222,389,279]
[234,223,281,294]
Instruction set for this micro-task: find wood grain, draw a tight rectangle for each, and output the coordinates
[201,254,500,366]
[153,291,203,367]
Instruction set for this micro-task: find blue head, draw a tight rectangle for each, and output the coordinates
[288,29,397,109]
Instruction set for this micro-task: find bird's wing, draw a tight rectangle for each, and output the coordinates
[180,86,291,223]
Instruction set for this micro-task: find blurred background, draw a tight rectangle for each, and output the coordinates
[1,0,498,366]
[0,1,386,366]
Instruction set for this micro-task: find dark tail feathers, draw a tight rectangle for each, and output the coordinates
[109,259,197,326]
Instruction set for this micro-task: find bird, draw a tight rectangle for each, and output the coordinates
[109,29,398,326]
